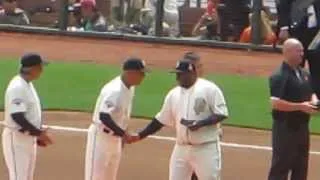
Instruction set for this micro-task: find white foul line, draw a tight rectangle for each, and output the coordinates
[2,122,320,156]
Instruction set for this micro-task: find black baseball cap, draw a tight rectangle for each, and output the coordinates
[183,51,200,61]
[122,57,149,72]
[20,53,48,68]
[170,59,196,73]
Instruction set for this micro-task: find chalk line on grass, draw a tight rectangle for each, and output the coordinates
[1,122,320,155]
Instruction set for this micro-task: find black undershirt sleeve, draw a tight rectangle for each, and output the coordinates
[198,114,227,127]
[99,112,125,137]
[11,112,42,136]
[138,118,164,139]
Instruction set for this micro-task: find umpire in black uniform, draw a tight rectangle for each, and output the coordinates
[268,38,319,180]
[277,0,320,98]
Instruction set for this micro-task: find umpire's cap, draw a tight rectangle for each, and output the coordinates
[170,59,196,73]
[122,57,149,72]
[20,53,49,68]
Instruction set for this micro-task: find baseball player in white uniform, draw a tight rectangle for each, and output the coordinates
[2,53,53,180]
[128,59,228,180]
[182,51,223,180]
[85,57,148,180]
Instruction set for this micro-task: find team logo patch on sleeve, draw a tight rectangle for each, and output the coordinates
[194,97,207,115]
[12,98,23,106]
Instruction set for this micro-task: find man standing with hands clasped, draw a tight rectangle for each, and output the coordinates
[268,38,319,180]
[2,53,53,180]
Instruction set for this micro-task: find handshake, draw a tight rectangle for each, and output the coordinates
[122,132,142,144]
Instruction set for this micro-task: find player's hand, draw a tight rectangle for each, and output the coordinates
[124,133,141,144]
[187,121,204,131]
[37,129,53,147]
[299,101,318,114]
[278,29,289,43]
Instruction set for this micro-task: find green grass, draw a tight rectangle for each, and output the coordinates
[1,60,320,133]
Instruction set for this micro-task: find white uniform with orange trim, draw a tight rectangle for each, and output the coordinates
[156,78,228,180]
[2,75,42,180]
[85,76,134,180]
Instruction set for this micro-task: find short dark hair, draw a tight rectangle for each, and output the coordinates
[183,52,200,62]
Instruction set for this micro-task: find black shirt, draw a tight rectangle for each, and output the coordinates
[269,62,313,130]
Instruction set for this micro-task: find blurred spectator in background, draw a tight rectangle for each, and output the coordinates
[110,0,143,26]
[69,1,83,29]
[69,0,107,32]
[80,0,107,31]
[0,0,30,25]
[139,7,153,30]
[276,0,320,98]
[142,0,180,37]
[177,0,208,8]
[218,0,250,41]
[192,0,221,40]
[239,10,276,44]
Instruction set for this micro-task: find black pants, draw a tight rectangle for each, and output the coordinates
[268,121,310,180]
[307,49,320,97]
[291,27,320,97]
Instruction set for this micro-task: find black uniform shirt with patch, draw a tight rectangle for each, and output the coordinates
[269,62,313,130]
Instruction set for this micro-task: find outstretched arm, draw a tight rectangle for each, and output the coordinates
[126,91,173,144]
[138,118,164,139]
[126,118,164,144]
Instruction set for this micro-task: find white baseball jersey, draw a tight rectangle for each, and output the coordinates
[2,75,41,180]
[4,75,42,130]
[85,76,135,180]
[156,78,228,145]
[92,76,134,130]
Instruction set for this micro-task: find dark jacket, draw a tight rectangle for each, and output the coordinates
[277,0,320,30]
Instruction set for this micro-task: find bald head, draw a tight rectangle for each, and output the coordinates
[282,38,304,67]
[283,38,303,53]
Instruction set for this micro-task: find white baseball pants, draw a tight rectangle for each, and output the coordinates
[85,124,122,180]
[2,128,37,180]
[169,141,222,180]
